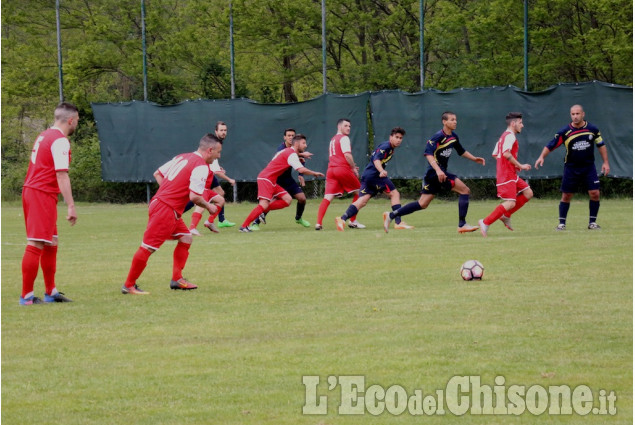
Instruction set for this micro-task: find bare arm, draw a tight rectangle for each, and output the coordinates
[534,147,550,169]
[296,167,324,178]
[504,151,531,171]
[214,171,235,186]
[56,171,77,225]
[425,154,446,182]
[598,145,610,175]
[344,152,359,177]
[373,159,388,178]
[461,151,485,166]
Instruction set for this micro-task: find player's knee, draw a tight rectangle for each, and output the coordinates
[561,193,574,202]
[524,188,534,200]
[296,193,307,203]
[180,235,193,244]
[216,196,225,207]
[589,190,600,201]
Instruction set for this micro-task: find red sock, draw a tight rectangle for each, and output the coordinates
[190,212,203,229]
[21,245,42,298]
[350,193,359,222]
[208,208,221,223]
[507,194,530,216]
[125,247,152,287]
[268,199,290,211]
[172,242,190,281]
[316,199,331,226]
[484,205,508,226]
[242,205,265,228]
[41,245,58,295]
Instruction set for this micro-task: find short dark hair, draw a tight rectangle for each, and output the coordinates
[505,112,523,125]
[292,134,306,143]
[441,111,455,122]
[390,127,406,136]
[337,118,350,126]
[199,133,221,149]
[215,121,227,131]
[284,128,296,135]
[54,102,79,121]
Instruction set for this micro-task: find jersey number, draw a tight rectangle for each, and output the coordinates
[31,136,44,164]
[165,158,188,181]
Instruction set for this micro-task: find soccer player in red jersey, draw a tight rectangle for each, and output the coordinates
[315,118,365,230]
[239,134,324,232]
[20,102,79,305]
[188,121,236,233]
[122,134,222,295]
[479,112,533,237]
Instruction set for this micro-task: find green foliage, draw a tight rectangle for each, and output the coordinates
[1,0,631,202]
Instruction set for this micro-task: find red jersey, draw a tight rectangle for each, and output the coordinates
[257,147,303,183]
[492,130,519,184]
[153,152,210,215]
[23,127,71,194]
[328,133,352,169]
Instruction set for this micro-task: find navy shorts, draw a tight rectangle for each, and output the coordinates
[277,174,303,196]
[561,164,600,193]
[420,169,456,195]
[211,175,220,189]
[359,175,396,197]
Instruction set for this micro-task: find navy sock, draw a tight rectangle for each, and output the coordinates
[391,204,402,224]
[559,202,570,225]
[458,194,469,227]
[295,202,306,220]
[342,205,359,221]
[589,200,600,223]
[390,201,422,219]
[219,206,226,222]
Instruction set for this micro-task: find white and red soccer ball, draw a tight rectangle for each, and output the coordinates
[460,260,484,281]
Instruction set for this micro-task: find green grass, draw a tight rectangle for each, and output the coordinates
[2,198,632,424]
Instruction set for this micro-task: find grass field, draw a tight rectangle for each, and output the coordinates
[1,198,632,424]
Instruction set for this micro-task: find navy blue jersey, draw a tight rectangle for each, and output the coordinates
[545,122,604,166]
[361,141,395,180]
[424,130,466,172]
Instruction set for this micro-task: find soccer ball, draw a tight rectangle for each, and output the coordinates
[460,260,484,281]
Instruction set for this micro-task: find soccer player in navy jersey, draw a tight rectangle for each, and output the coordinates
[335,127,412,231]
[534,104,610,230]
[383,111,485,233]
[251,128,313,229]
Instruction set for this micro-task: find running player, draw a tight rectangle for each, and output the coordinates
[383,111,485,233]
[121,134,222,294]
[315,118,365,230]
[20,102,79,305]
[534,104,610,230]
[336,127,413,231]
[478,112,533,237]
[239,134,324,232]
[251,128,313,230]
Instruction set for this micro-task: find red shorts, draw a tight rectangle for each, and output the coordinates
[496,178,530,201]
[325,167,360,196]
[256,178,288,201]
[142,199,190,250]
[203,189,220,202]
[22,187,58,243]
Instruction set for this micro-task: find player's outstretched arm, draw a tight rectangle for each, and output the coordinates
[534,147,550,169]
[461,151,485,166]
[297,167,324,178]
